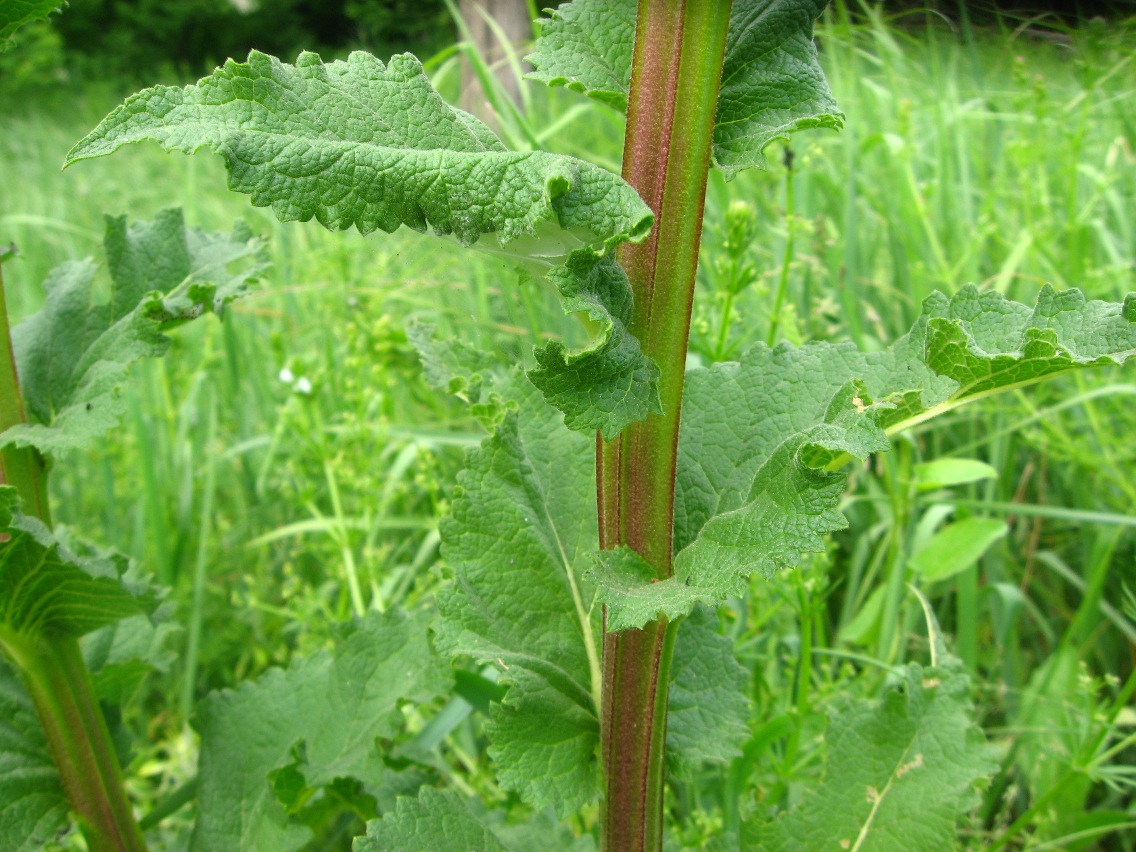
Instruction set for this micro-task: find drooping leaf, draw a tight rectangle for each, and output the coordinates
[355,787,595,852]
[190,608,449,852]
[0,657,68,852]
[592,286,1136,629]
[0,0,61,49]
[528,251,661,439]
[667,606,751,775]
[0,488,156,640]
[747,662,997,850]
[67,50,657,437]
[525,0,843,177]
[67,51,651,248]
[434,376,603,816]
[1,209,266,455]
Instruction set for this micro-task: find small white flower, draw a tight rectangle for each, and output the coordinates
[278,367,295,384]
[295,377,313,395]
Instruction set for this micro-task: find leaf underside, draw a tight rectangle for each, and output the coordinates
[1,208,266,456]
[593,285,1136,630]
[525,0,844,176]
[190,608,448,852]
[747,662,998,850]
[67,50,658,438]
[0,488,156,640]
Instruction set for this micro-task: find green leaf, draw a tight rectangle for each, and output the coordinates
[592,285,1136,629]
[747,662,998,850]
[434,376,602,816]
[355,787,596,852]
[68,51,657,438]
[190,608,449,852]
[528,251,661,439]
[0,488,156,640]
[667,607,751,775]
[524,0,637,111]
[0,0,61,50]
[1,209,265,455]
[913,458,998,490]
[0,657,68,852]
[713,0,843,178]
[67,51,651,247]
[910,517,1007,583]
[525,0,843,177]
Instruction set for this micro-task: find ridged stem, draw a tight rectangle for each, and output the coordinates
[597,2,732,850]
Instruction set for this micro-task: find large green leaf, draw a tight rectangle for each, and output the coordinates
[747,662,997,850]
[667,606,751,775]
[593,286,1136,629]
[190,608,448,852]
[434,377,603,817]
[1,209,266,455]
[0,0,61,49]
[355,787,596,852]
[0,657,68,852]
[67,50,657,438]
[525,0,843,176]
[0,488,155,641]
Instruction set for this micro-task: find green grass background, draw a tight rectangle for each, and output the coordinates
[1,4,1134,848]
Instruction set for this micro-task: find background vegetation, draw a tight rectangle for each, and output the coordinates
[1,1,1134,848]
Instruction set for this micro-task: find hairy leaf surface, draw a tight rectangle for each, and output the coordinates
[0,658,68,852]
[434,377,602,816]
[667,606,751,775]
[1,209,265,455]
[594,286,1136,629]
[191,608,448,852]
[355,787,595,851]
[68,51,657,437]
[0,0,60,48]
[747,662,997,850]
[525,0,843,176]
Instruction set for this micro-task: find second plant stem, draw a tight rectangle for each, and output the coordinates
[0,262,147,852]
[597,2,732,850]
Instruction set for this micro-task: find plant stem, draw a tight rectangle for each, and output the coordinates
[597,2,731,850]
[0,261,147,850]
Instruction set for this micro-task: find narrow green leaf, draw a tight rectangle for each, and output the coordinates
[434,376,602,816]
[525,0,843,177]
[667,607,751,775]
[0,0,61,49]
[0,657,68,852]
[914,458,998,490]
[190,609,449,852]
[592,286,1136,629]
[910,517,1007,583]
[1,209,266,455]
[747,662,998,850]
[0,488,155,640]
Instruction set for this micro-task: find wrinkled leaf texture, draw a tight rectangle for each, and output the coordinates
[66,50,659,438]
[1,208,266,455]
[592,285,1136,629]
[526,0,844,176]
[748,661,998,850]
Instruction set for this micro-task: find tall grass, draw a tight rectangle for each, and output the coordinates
[0,7,1133,846]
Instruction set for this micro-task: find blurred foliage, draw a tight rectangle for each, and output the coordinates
[9,0,454,84]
